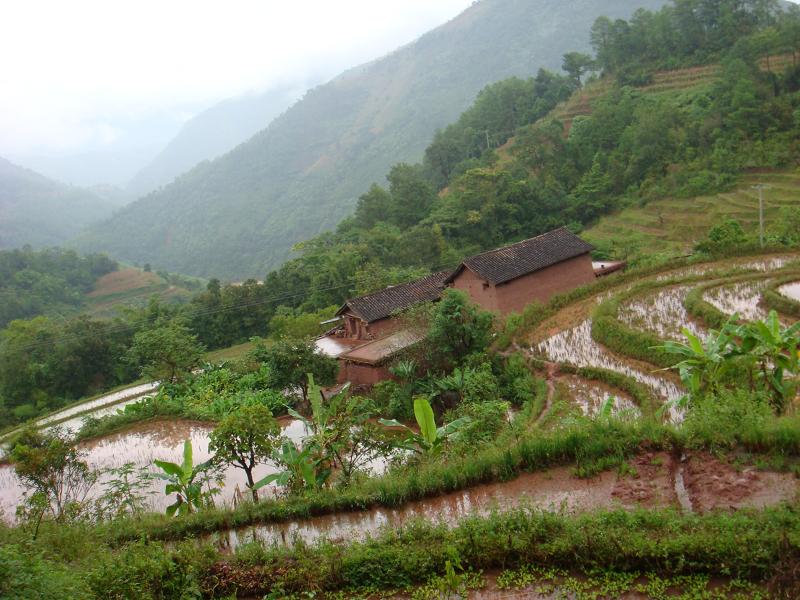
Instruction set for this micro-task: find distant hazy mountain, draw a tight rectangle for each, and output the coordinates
[0,157,113,249]
[126,84,304,197]
[76,0,666,279]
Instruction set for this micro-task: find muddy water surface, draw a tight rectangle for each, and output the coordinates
[619,285,705,341]
[0,418,314,522]
[778,280,800,302]
[224,467,622,548]
[561,375,639,417]
[222,451,797,549]
[533,319,683,403]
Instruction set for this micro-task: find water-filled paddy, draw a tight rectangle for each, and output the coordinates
[0,417,316,522]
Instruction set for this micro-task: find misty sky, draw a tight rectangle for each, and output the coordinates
[0,0,473,157]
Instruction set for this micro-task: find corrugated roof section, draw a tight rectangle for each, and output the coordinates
[338,271,450,323]
[446,227,594,285]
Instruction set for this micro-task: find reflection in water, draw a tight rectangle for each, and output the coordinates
[0,417,321,522]
[52,396,153,436]
[703,280,772,322]
[37,382,160,426]
[562,376,639,417]
[619,285,705,341]
[223,467,621,549]
[534,320,683,403]
[778,281,800,302]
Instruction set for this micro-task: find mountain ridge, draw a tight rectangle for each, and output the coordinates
[0,157,115,250]
[75,0,667,279]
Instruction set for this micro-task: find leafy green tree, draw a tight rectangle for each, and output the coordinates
[426,289,495,370]
[127,321,205,382]
[268,305,337,340]
[209,405,282,501]
[695,219,749,253]
[562,52,594,86]
[11,428,96,536]
[249,339,338,403]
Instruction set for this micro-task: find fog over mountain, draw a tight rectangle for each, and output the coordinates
[75,0,667,279]
[126,83,307,197]
[0,157,114,249]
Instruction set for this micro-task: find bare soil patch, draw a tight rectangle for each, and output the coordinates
[88,268,162,297]
[683,452,798,512]
[612,451,677,508]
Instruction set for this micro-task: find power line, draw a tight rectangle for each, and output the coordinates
[2,259,462,355]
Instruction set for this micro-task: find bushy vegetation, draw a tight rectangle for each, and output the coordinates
[0,246,116,329]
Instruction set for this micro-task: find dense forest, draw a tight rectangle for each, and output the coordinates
[0,247,117,329]
[3,0,800,429]
[74,0,666,278]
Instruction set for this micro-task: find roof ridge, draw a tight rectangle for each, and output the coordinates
[346,270,449,304]
[465,227,570,261]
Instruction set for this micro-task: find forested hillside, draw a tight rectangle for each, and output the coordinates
[126,83,303,196]
[4,0,797,431]
[0,157,115,249]
[0,247,117,329]
[74,0,666,278]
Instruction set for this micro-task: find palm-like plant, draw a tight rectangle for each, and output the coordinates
[153,440,217,516]
[253,439,328,494]
[658,315,740,401]
[738,310,800,414]
[380,396,471,454]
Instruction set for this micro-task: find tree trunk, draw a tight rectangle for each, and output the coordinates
[246,469,259,502]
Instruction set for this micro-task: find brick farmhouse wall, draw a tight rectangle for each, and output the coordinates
[451,253,595,315]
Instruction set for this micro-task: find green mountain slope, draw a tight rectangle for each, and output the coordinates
[74,0,666,279]
[125,84,303,197]
[0,157,114,249]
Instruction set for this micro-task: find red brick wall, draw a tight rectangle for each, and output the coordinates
[450,266,500,312]
[496,254,596,314]
[366,317,400,339]
[338,360,392,386]
[451,254,595,315]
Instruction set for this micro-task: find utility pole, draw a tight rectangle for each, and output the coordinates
[485,129,491,150]
[751,184,770,248]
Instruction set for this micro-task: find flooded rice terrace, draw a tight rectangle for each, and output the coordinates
[618,284,705,341]
[36,382,160,426]
[703,279,773,322]
[562,375,639,417]
[0,417,319,522]
[222,451,797,549]
[534,319,683,403]
[778,280,800,302]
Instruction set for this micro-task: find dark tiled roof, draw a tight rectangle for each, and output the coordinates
[337,271,450,323]
[445,227,594,286]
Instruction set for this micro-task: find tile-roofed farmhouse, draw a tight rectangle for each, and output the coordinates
[446,227,597,315]
[337,271,450,324]
[445,227,595,286]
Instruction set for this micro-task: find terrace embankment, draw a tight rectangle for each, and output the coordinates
[221,451,796,549]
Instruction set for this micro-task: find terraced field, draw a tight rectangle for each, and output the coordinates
[84,266,196,318]
[584,170,800,259]
[529,254,800,423]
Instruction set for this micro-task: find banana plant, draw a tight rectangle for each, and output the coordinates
[152,439,216,516]
[379,396,471,454]
[738,310,800,414]
[657,315,740,400]
[253,439,330,493]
